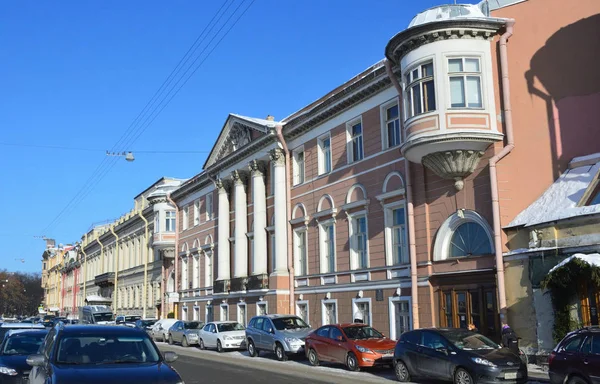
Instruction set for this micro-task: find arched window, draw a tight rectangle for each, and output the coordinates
[433,210,493,261]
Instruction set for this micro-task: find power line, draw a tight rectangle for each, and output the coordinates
[0,142,210,153]
[41,0,255,236]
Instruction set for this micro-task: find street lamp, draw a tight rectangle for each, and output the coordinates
[105,151,135,162]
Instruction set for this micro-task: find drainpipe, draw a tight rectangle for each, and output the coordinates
[167,193,180,317]
[138,209,150,319]
[385,59,420,329]
[110,226,120,313]
[274,124,295,315]
[98,236,105,275]
[82,235,88,304]
[489,19,515,322]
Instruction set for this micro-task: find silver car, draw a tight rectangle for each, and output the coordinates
[168,320,204,347]
[245,314,313,361]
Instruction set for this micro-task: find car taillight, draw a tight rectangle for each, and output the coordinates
[548,351,556,366]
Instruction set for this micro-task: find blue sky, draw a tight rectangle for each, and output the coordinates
[0,0,477,273]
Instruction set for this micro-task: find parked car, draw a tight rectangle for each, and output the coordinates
[26,323,182,384]
[168,320,204,347]
[305,323,396,371]
[199,321,246,352]
[149,319,179,342]
[245,314,312,361]
[115,315,142,327]
[0,329,48,383]
[0,323,45,343]
[549,326,600,384]
[135,319,157,334]
[393,328,527,384]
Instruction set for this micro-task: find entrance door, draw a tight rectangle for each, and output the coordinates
[206,305,214,323]
[394,300,411,339]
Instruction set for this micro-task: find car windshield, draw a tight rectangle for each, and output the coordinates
[441,330,500,350]
[140,320,156,327]
[184,322,203,330]
[272,317,310,331]
[217,323,245,332]
[92,313,114,322]
[2,333,46,355]
[56,335,161,365]
[125,316,141,322]
[343,326,384,340]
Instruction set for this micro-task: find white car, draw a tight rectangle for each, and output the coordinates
[149,318,179,342]
[198,321,246,352]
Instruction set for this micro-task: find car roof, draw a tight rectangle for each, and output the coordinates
[257,314,299,319]
[1,323,45,329]
[57,325,147,335]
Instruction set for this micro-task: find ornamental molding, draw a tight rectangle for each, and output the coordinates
[422,150,485,191]
[231,170,249,185]
[215,178,232,193]
[248,159,267,177]
[270,148,286,166]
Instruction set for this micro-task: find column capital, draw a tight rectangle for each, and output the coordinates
[231,170,249,185]
[248,160,267,177]
[269,148,286,166]
[215,178,232,193]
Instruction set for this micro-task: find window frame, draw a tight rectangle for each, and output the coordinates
[256,300,268,316]
[346,117,364,164]
[165,211,176,232]
[205,193,214,221]
[348,211,370,270]
[403,60,436,121]
[383,201,408,266]
[292,146,306,186]
[182,206,189,230]
[220,303,229,321]
[352,297,373,325]
[321,299,338,325]
[296,300,310,325]
[194,200,200,226]
[317,133,332,175]
[433,210,494,262]
[388,296,412,340]
[381,98,402,149]
[293,227,308,276]
[237,303,247,327]
[446,56,484,110]
[318,219,336,274]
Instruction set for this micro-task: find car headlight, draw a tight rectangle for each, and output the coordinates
[223,335,232,340]
[0,366,18,376]
[285,337,302,344]
[471,357,497,367]
[355,345,374,354]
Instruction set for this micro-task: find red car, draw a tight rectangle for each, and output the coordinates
[305,323,397,371]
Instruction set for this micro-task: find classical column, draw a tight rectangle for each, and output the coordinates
[216,179,231,281]
[232,170,248,278]
[270,148,288,275]
[249,160,267,275]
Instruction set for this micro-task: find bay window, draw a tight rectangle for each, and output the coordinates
[405,61,436,119]
[448,57,483,108]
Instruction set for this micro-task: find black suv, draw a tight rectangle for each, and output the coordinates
[26,322,183,384]
[549,326,600,384]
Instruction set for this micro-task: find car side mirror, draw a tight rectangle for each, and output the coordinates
[336,335,345,342]
[26,354,46,367]
[163,351,178,363]
[268,327,274,334]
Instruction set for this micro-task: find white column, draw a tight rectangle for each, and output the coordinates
[271,148,288,275]
[216,179,231,281]
[232,170,248,278]
[249,160,267,275]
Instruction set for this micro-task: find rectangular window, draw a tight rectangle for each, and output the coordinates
[297,302,309,324]
[323,301,337,325]
[192,256,199,289]
[154,212,160,232]
[205,253,213,287]
[394,300,411,338]
[295,230,307,276]
[448,57,483,108]
[257,302,267,316]
[205,194,213,221]
[194,201,200,226]
[293,149,305,185]
[220,304,229,321]
[352,216,368,269]
[318,134,332,174]
[206,305,214,323]
[237,304,247,326]
[348,121,364,163]
[353,299,371,325]
[385,103,401,148]
[392,208,407,264]
[182,206,189,230]
[405,61,436,119]
[321,223,335,273]
[165,211,176,232]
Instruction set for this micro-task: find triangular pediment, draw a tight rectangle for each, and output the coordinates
[204,114,277,169]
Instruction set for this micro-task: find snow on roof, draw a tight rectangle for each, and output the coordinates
[407,4,490,29]
[229,113,280,128]
[548,253,600,274]
[507,154,600,228]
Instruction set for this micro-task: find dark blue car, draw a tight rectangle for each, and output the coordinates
[0,329,48,384]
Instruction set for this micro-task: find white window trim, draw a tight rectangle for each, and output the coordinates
[182,306,188,321]
[205,304,213,323]
[256,300,268,316]
[388,295,412,341]
[194,200,200,226]
[181,257,189,290]
[346,116,364,164]
[204,250,213,288]
[292,146,306,186]
[192,255,200,289]
[402,56,437,123]
[433,209,494,262]
[380,98,401,150]
[296,300,310,325]
[445,55,485,110]
[383,200,409,266]
[352,297,373,325]
[183,206,189,230]
[205,194,213,222]
[321,299,338,325]
[346,209,370,270]
[220,303,229,321]
[293,227,308,276]
[318,218,337,274]
[193,306,200,321]
[317,133,332,175]
[237,303,247,326]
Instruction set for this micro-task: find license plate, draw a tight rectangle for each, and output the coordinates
[505,372,517,380]
[383,353,393,358]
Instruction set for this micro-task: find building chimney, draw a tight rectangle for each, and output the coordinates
[45,238,56,248]
[266,115,275,121]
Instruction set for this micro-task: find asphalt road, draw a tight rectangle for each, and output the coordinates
[171,353,335,384]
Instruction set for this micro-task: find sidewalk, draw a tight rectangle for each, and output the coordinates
[528,364,550,382]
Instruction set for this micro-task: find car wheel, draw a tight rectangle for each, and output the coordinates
[248,340,258,357]
[199,339,205,350]
[308,348,320,366]
[168,335,173,345]
[217,340,224,353]
[275,343,287,361]
[394,360,411,382]
[346,352,360,372]
[182,337,188,348]
[454,368,473,384]
[568,376,588,384]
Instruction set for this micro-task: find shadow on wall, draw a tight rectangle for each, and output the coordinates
[525,13,600,179]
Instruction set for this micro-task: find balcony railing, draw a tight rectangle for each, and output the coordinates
[213,279,230,294]
[246,273,269,291]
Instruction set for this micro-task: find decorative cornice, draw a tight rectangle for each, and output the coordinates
[270,148,286,166]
